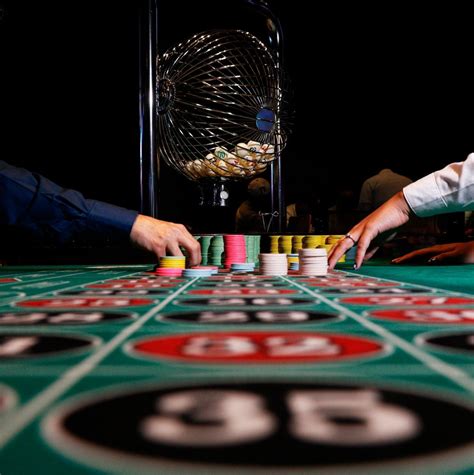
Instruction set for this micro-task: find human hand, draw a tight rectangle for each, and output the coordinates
[328,191,412,269]
[392,241,474,265]
[130,214,201,266]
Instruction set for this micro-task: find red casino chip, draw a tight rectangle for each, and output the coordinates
[128,331,385,363]
[368,308,474,324]
[187,289,299,296]
[0,278,20,284]
[339,296,474,306]
[17,298,153,308]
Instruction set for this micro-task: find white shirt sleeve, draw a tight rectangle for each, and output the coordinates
[403,153,474,217]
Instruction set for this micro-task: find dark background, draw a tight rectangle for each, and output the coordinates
[1,0,473,235]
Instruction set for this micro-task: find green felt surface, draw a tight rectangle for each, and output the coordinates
[0,264,472,475]
[339,260,474,294]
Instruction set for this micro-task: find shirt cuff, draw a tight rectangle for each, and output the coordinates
[87,200,139,237]
[403,173,446,217]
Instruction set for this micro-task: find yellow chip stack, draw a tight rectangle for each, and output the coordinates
[278,235,293,254]
[270,235,280,253]
[303,235,324,248]
[292,235,305,254]
[159,256,186,268]
[326,235,344,245]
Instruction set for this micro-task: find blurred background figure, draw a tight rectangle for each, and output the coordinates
[328,186,359,234]
[286,192,314,233]
[358,168,412,212]
[235,178,271,233]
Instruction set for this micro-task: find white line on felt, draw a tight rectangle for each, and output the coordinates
[282,276,474,394]
[0,277,198,449]
[0,363,471,377]
[2,269,135,307]
[341,268,474,298]
[3,269,103,287]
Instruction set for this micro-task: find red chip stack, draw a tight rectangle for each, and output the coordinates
[223,234,247,268]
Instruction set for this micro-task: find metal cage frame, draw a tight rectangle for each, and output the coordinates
[138,0,286,231]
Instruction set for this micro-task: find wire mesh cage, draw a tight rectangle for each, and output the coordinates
[156,29,291,183]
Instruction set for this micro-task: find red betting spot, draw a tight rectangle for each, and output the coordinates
[369,308,474,324]
[339,296,474,306]
[130,331,385,363]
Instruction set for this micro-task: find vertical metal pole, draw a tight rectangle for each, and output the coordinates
[138,0,159,217]
[244,0,285,232]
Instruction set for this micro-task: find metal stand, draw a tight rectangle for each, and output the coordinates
[245,0,286,232]
[138,0,159,217]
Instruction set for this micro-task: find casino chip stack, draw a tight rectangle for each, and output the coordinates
[278,235,293,254]
[292,235,305,254]
[245,235,260,266]
[287,253,299,271]
[209,235,224,267]
[199,235,213,266]
[259,253,288,275]
[154,256,186,276]
[223,234,246,268]
[231,262,255,273]
[302,235,322,249]
[269,235,280,253]
[183,266,218,277]
[298,248,328,275]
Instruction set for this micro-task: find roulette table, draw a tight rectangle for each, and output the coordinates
[0,261,473,474]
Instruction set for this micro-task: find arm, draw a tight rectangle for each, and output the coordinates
[392,241,474,264]
[403,153,474,216]
[0,160,137,241]
[0,161,201,265]
[328,155,474,269]
[328,191,412,269]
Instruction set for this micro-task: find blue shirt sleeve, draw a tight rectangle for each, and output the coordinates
[0,160,138,243]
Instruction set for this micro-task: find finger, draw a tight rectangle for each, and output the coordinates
[429,250,458,264]
[328,238,353,269]
[354,232,373,269]
[177,235,201,267]
[392,248,434,264]
[392,244,453,264]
